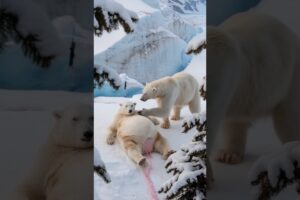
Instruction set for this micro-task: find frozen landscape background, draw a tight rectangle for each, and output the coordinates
[94,0,206,199]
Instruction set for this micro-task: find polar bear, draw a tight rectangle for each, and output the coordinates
[139,72,200,129]
[106,101,174,166]
[15,104,93,200]
[207,11,300,164]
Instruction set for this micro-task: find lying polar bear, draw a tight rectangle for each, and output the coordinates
[106,101,174,166]
[15,104,93,200]
[139,72,200,129]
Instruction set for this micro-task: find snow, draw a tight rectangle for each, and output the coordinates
[208,2,300,199]
[94,0,138,32]
[94,95,203,200]
[94,48,205,199]
[94,1,205,199]
[186,32,206,54]
[94,0,204,84]
[94,22,191,83]
[94,73,144,97]
[0,90,91,199]
[249,141,300,188]
[94,147,111,183]
[0,4,92,91]
[1,0,63,56]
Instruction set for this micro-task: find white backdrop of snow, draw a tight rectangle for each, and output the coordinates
[94,11,197,83]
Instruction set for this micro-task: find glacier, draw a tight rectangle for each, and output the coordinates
[94,11,196,84]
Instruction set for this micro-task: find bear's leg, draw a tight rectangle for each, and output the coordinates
[272,102,300,143]
[161,118,170,129]
[147,116,160,125]
[188,93,200,113]
[154,133,175,160]
[121,136,146,166]
[171,106,182,121]
[106,128,117,145]
[215,120,250,164]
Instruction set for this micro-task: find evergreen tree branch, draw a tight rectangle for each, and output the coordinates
[251,162,300,200]
[94,66,121,90]
[0,9,55,68]
[94,6,138,36]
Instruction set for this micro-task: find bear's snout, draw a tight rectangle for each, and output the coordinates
[82,130,93,141]
[129,109,133,113]
[140,95,147,101]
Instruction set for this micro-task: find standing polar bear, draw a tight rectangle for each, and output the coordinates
[15,104,93,200]
[207,11,300,164]
[106,102,174,166]
[139,72,200,129]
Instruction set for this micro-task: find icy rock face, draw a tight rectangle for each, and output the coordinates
[94,13,191,83]
[162,7,201,42]
[167,0,205,15]
[142,0,160,8]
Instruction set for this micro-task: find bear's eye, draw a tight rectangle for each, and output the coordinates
[72,117,79,122]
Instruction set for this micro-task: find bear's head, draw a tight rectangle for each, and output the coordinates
[118,101,136,116]
[140,81,162,101]
[50,104,93,148]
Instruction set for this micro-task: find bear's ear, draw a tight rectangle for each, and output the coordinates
[133,102,137,106]
[53,110,62,119]
[119,103,123,107]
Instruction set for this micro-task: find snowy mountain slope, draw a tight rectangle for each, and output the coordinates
[165,0,205,15]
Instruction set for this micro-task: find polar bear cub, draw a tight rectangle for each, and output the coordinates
[16,104,93,200]
[140,72,200,129]
[106,101,173,166]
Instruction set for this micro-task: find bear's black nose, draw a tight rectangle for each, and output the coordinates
[129,109,132,113]
[83,130,93,140]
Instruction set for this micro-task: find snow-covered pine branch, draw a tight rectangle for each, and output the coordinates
[94,0,138,36]
[182,113,206,133]
[94,65,122,90]
[0,0,62,67]
[159,114,207,200]
[94,147,111,183]
[249,141,300,200]
[186,32,206,55]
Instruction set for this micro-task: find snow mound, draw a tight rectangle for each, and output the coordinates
[94,73,144,97]
[186,32,206,54]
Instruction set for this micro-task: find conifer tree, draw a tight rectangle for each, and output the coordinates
[0,8,55,67]
[93,0,138,89]
[250,142,300,200]
[159,114,207,200]
[94,147,111,183]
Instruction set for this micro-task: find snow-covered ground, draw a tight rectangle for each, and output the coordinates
[94,53,205,199]
[94,0,206,199]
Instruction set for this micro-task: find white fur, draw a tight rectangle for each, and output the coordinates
[140,72,200,128]
[15,104,93,200]
[207,11,300,164]
[106,102,172,166]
